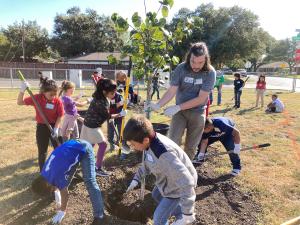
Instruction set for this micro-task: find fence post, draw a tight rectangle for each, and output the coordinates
[65,70,68,80]
[10,68,13,88]
[292,75,296,92]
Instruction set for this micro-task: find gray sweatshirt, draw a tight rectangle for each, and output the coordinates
[133,133,198,214]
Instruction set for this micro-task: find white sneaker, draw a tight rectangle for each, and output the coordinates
[171,214,195,225]
[231,169,241,176]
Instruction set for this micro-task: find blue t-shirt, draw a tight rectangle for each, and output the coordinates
[234,79,244,91]
[202,117,235,140]
[41,140,87,189]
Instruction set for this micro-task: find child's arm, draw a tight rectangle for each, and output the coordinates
[17,92,26,105]
[198,138,208,154]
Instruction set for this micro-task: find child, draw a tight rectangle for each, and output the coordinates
[107,90,124,151]
[255,75,266,108]
[210,70,225,105]
[194,117,241,176]
[59,80,91,141]
[17,76,64,172]
[266,94,284,113]
[233,72,245,108]
[124,115,197,225]
[31,139,106,225]
[80,78,127,177]
[151,73,160,100]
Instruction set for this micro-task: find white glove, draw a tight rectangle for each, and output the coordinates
[126,180,139,192]
[52,210,65,224]
[171,213,196,225]
[119,100,124,106]
[87,97,93,103]
[164,105,181,117]
[144,102,161,112]
[233,143,241,154]
[54,190,61,209]
[20,81,30,93]
[119,109,127,117]
[52,128,59,138]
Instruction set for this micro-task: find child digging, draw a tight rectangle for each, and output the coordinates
[32,139,107,225]
[80,78,127,176]
[17,76,64,172]
[124,115,197,225]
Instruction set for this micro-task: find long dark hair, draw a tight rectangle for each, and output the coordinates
[257,75,266,85]
[185,42,211,72]
[93,78,117,100]
[39,75,58,94]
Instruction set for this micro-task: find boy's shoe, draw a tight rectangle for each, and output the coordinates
[171,213,195,225]
[230,169,241,176]
[91,216,108,225]
[192,154,205,164]
[96,168,111,177]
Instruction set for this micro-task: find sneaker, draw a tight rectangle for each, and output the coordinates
[96,168,111,177]
[171,213,195,225]
[231,169,241,176]
[192,153,205,164]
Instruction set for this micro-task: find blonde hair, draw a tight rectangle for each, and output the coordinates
[59,80,75,97]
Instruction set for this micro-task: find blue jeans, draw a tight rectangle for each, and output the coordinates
[80,140,104,218]
[210,86,222,105]
[151,86,160,100]
[234,90,242,107]
[152,186,182,225]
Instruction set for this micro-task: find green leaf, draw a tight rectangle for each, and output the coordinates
[172,56,180,65]
[116,17,129,32]
[107,54,118,64]
[152,27,164,41]
[166,0,174,8]
[132,12,142,28]
[159,18,167,26]
[162,6,169,18]
[111,13,118,22]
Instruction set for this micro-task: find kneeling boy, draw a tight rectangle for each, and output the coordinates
[124,115,197,225]
[194,117,242,176]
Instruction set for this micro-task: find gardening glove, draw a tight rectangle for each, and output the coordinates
[233,143,241,154]
[144,102,160,112]
[51,128,59,138]
[52,210,65,224]
[126,179,139,192]
[171,213,196,225]
[119,109,127,117]
[164,105,181,117]
[20,81,30,93]
[54,190,61,209]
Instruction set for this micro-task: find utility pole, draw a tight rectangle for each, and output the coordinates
[21,20,25,62]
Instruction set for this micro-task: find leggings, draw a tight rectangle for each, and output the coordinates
[95,142,107,169]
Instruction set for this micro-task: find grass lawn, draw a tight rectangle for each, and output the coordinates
[0,87,299,224]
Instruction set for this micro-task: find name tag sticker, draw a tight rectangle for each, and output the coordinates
[195,78,203,85]
[146,154,154,162]
[184,77,194,84]
[45,103,54,110]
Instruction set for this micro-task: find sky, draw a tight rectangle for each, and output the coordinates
[0,0,299,40]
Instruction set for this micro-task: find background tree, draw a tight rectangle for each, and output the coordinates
[264,38,296,73]
[1,21,48,61]
[51,7,123,57]
[169,4,275,70]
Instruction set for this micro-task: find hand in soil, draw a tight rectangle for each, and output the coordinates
[52,210,65,224]
[126,180,138,192]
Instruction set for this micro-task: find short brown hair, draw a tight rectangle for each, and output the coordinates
[205,117,213,128]
[123,115,154,143]
[185,42,211,72]
[234,73,241,78]
[31,175,53,196]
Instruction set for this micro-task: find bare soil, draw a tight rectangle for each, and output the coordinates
[7,150,261,225]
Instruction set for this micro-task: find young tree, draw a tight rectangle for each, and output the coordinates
[109,0,191,118]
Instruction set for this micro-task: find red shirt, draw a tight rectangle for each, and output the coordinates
[256,82,266,90]
[24,94,64,124]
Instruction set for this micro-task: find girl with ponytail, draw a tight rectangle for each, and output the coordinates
[17,75,64,171]
[59,80,90,141]
[80,78,127,176]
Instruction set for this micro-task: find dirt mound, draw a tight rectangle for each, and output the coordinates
[9,152,261,225]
